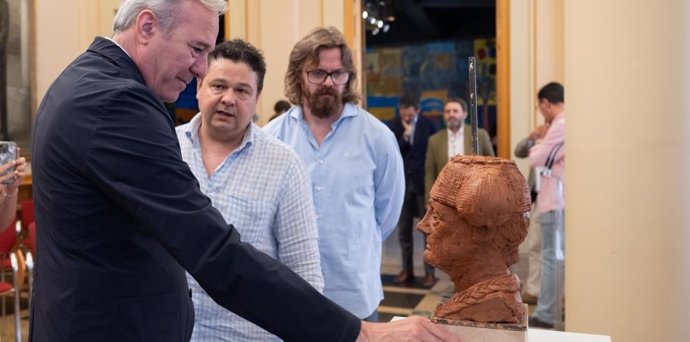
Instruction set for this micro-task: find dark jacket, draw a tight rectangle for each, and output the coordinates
[388,114,437,193]
[30,37,359,342]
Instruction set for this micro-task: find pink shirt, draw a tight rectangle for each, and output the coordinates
[528,112,565,214]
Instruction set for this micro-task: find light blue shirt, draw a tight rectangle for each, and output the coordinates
[264,103,405,318]
[177,114,323,342]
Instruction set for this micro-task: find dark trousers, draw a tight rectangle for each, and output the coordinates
[398,179,434,275]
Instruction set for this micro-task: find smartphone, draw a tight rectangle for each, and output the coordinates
[0,141,17,185]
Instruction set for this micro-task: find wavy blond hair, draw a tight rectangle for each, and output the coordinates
[284,26,360,105]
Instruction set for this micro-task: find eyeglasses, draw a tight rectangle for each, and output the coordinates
[305,69,350,85]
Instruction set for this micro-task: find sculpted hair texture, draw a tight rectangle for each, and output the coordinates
[431,156,531,265]
[209,39,267,93]
[284,26,361,105]
[113,0,227,34]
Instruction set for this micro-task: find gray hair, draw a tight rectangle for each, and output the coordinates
[113,0,227,33]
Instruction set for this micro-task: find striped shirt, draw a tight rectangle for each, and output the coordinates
[177,114,323,342]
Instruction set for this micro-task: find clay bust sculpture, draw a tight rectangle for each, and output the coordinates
[418,155,531,324]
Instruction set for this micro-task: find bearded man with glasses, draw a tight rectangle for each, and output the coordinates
[264,26,405,322]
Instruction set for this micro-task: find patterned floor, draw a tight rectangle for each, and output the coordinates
[378,265,455,322]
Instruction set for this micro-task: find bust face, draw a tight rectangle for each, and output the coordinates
[417,198,474,275]
[417,155,531,279]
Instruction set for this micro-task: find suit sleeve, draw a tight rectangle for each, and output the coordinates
[85,88,359,342]
[514,136,534,159]
[374,128,405,240]
[479,129,496,156]
[388,120,411,154]
[424,135,438,204]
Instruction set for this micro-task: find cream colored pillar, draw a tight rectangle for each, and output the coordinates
[509,0,563,177]
[565,1,690,341]
[33,0,120,113]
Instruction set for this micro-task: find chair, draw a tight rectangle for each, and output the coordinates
[20,199,35,250]
[25,251,34,319]
[0,249,26,342]
[25,222,36,311]
[0,219,17,272]
[26,222,35,258]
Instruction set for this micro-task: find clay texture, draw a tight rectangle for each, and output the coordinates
[418,155,531,324]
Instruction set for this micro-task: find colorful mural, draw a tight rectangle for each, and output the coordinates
[365,38,496,137]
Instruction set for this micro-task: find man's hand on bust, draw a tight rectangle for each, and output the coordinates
[356,316,463,342]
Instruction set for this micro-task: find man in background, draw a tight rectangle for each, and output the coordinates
[387,94,438,286]
[269,99,291,121]
[176,39,323,342]
[528,82,565,329]
[513,133,545,305]
[425,98,494,204]
[264,26,405,322]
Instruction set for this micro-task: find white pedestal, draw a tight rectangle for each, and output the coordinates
[430,306,528,342]
[392,315,612,342]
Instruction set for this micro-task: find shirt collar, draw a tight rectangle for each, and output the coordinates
[104,36,132,58]
[448,127,463,137]
[183,113,255,152]
[290,102,360,129]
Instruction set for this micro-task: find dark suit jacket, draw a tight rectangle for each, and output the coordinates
[424,126,494,202]
[387,114,437,193]
[30,38,359,342]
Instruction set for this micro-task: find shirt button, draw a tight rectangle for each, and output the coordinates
[316,186,322,191]
[319,159,324,164]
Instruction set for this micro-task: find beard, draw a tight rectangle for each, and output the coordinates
[305,87,343,119]
[446,118,463,130]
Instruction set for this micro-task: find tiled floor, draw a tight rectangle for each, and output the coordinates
[378,222,455,321]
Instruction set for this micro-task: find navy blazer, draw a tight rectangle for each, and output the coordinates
[388,114,437,194]
[30,38,359,342]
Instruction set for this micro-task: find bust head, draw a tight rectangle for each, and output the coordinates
[418,155,531,323]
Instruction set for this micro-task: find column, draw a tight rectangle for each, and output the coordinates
[565,1,690,341]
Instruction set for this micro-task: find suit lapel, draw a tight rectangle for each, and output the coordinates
[439,130,448,162]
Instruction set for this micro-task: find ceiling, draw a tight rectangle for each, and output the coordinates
[364,0,496,47]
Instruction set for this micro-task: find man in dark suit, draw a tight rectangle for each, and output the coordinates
[425,98,495,204]
[387,95,438,286]
[29,1,461,341]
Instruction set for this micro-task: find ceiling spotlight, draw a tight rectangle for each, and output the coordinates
[383,24,390,32]
[372,28,380,36]
[377,20,383,28]
[370,17,376,25]
[362,10,368,19]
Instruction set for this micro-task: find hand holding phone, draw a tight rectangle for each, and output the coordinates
[0,142,18,185]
